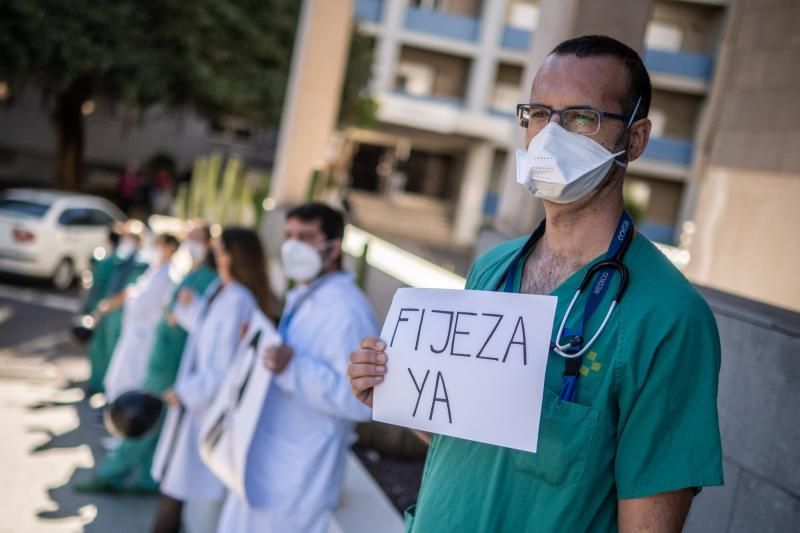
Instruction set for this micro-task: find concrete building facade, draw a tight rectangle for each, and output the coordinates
[340,0,726,249]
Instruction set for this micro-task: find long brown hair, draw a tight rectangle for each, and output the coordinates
[220,227,279,320]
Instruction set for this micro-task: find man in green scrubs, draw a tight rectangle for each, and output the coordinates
[78,225,217,493]
[349,35,723,532]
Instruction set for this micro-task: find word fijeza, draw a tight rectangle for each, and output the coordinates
[389,307,530,424]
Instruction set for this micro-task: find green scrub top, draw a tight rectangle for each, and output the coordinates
[142,265,217,394]
[82,256,118,314]
[406,234,723,533]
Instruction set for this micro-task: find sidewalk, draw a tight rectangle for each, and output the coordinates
[0,331,157,533]
[0,293,403,533]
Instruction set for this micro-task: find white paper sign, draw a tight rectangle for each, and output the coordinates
[198,309,281,498]
[372,288,556,453]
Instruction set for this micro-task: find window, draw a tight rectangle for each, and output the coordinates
[89,209,115,226]
[645,22,683,51]
[507,2,539,30]
[0,199,51,218]
[648,108,667,138]
[395,63,435,96]
[58,208,95,226]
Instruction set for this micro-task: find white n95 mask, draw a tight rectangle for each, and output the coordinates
[185,239,208,264]
[115,238,138,259]
[516,122,626,204]
[281,239,324,283]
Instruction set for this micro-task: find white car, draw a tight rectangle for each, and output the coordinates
[0,188,126,289]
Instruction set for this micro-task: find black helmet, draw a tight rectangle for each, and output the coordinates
[70,314,96,343]
[104,390,164,438]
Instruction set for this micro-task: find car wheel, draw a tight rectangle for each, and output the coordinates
[52,259,75,291]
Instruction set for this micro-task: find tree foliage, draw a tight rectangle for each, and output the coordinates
[338,28,378,128]
[0,0,300,188]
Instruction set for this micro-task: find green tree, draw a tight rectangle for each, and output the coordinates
[338,28,378,128]
[0,0,299,190]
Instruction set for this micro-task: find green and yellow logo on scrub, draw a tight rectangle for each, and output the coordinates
[580,351,602,376]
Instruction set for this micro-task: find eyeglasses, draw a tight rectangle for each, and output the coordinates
[516,103,631,136]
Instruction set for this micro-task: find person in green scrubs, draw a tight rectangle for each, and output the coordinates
[349,35,723,532]
[80,225,121,316]
[78,224,217,493]
[86,221,148,394]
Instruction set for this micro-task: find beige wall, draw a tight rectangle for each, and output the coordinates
[686,167,800,311]
[685,0,800,312]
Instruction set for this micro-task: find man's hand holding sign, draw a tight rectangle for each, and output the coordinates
[351,288,556,452]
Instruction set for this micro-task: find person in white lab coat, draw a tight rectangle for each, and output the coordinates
[104,233,180,401]
[151,227,278,533]
[216,203,378,533]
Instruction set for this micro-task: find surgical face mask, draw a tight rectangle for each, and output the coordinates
[116,238,137,259]
[516,98,641,204]
[281,239,330,283]
[138,244,161,266]
[185,239,208,264]
[515,122,626,204]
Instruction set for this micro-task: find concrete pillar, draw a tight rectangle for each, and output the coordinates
[494,0,654,235]
[373,0,408,93]
[269,0,354,205]
[453,141,494,245]
[683,0,800,312]
[465,0,509,112]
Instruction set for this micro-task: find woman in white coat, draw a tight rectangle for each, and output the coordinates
[104,234,180,402]
[151,227,278,533]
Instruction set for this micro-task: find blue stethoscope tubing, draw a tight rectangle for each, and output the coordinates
[497,211,634,401]
[552,255,630,359]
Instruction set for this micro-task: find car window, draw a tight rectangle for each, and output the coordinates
[89,209,115,225]
[58,208,95,226]
[0,199,51,218]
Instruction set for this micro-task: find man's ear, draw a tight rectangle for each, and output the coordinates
[328,239,343,262]
[626,118,652,162]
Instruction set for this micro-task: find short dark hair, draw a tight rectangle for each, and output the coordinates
[550,35,651,121]
[157,233,180,249]
[286,202,345,241]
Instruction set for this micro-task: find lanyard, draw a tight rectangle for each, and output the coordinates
[499,211,634,402]
[277,272,335,339]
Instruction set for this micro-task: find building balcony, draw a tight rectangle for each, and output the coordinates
[404,6,481,43]
[354,0,383,23]
[501,26,532,51]
[644,48,714,83]
[377,91,513,144]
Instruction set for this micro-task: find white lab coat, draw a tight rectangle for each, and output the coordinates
[216,271,377,533]
[104,262,175,401]
[152,280,257,504]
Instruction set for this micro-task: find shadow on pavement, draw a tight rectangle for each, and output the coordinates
[39,466,157,533]
[22,357,158,531]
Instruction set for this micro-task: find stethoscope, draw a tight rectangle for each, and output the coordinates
[497,211,634,401]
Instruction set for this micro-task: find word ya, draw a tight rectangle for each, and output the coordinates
[390,307,528,365]
[408,368,452,424]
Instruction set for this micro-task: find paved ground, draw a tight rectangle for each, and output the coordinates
[0,278,157,533]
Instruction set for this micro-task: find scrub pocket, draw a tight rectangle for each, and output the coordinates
[510,386,599,488]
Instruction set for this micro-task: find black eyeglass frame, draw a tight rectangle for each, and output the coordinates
[516,103,633,135]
